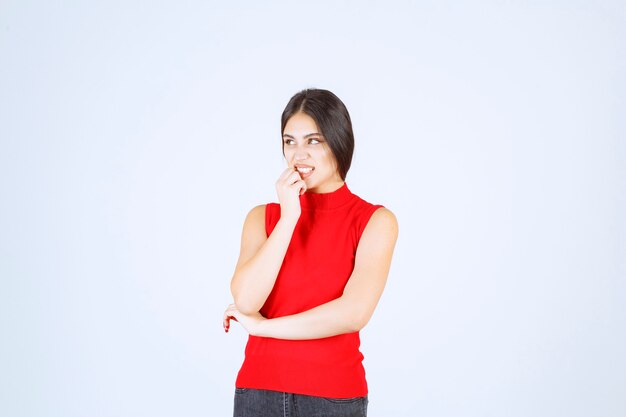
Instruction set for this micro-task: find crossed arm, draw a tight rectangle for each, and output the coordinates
[225,206,398,340]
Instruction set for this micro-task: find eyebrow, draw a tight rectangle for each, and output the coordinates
[282,133,323,139]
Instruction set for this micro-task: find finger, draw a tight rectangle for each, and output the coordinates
[278,167,296,181]
[224,312,239,332]
[290,179,306,193]
[284,170,302,185]
[223,314,230,332]
[277,169,299,188]
[226,308,239,322]
[223,307,237,321]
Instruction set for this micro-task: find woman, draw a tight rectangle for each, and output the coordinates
[223,88,398,417]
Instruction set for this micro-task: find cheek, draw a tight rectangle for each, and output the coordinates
[321,152,337,170]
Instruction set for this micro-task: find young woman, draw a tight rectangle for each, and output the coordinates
[223,88,398,417]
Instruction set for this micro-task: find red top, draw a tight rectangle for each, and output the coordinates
[235,182,384,398]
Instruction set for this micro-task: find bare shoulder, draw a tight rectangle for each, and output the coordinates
[246,204,266,222]
[238,204,268,261]
[241,204,266,235]
[353,207,398,273]
[367,207,399,236]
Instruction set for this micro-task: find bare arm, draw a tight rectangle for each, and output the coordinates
[225,207,399,339]
[229,166,306,315]
[229,205,298,315]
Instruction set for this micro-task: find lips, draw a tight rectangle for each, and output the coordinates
[296,165,315,174]
[295,164,315,178]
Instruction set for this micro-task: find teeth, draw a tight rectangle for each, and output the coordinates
[297,167,313,173]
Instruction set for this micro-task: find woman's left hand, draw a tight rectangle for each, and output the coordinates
[223,303,267,336]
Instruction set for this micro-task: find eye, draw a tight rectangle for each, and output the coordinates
[284,139,295,145]
[308,138,321,144]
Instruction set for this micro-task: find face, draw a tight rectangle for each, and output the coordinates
[282,112,344,193]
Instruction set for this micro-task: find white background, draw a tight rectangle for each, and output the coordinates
[1,1,624,416]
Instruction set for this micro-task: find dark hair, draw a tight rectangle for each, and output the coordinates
[281,88,354,181]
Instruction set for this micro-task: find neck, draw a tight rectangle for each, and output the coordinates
[300,181,353,210]
[307,179,345,194]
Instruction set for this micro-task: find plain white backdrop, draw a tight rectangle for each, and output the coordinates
[1,1,624,416]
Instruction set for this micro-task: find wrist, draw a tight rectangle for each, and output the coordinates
[277,215,299,228]
[253,317,269,337]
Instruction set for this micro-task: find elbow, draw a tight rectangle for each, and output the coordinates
[236,302,260,316]
[342,299,371,332]
[349,314,370,332]
[230,271,262,315]
[230,285,261,315]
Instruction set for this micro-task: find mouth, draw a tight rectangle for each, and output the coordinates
[295,166,315,174]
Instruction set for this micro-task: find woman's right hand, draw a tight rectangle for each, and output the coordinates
[275,166,307,222]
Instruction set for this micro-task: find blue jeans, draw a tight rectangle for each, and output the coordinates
[233,387,368,417]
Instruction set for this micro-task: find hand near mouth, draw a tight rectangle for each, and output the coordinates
[275,166,307,222]
[292,164,315,195]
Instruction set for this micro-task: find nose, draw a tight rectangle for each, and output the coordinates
[294,146,309,161]
[285,141,310,166]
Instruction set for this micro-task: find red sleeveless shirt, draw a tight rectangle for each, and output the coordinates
[235,183,384,398]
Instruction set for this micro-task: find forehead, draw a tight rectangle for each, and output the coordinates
[283,112,321,137]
